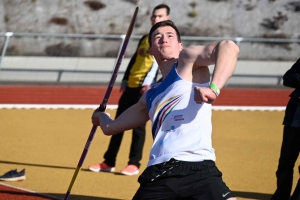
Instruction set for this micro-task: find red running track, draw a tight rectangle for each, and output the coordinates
[0,85,293,106]
[0,183,58,200]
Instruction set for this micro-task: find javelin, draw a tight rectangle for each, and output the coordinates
[63,7,139,200]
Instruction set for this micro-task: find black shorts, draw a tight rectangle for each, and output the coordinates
[133,158,235,200]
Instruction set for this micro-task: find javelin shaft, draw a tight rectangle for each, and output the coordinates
[99,7,138,112]
[64,7,139,200]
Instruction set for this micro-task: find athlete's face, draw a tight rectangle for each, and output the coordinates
[149,26,183,60]
[150,8,169,26]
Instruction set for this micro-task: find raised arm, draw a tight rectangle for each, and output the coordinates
[180,40,238,85]
[208,40,239,90]
[91,94,149,135]
[179,40,239,104]
[194,40,239,89]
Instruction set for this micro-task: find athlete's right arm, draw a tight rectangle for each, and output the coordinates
[91,94,149,136]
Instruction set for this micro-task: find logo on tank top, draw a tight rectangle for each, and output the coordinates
[174,115,184,121]
[165,126,176,133]
[160,126,176,145]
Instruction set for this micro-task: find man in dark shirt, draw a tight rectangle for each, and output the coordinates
[271,58,300,200]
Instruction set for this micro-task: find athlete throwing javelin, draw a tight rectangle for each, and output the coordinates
[92,20,239,199]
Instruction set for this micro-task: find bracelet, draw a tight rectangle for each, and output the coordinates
[209,83,220,97]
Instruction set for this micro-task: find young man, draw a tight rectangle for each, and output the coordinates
[88,4,171,176]
[92,20,239,199]
[271,57,300,200]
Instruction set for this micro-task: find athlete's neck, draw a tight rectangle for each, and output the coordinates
[158,58,178,79]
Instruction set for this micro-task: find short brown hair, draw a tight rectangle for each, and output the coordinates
[148,20,181,47]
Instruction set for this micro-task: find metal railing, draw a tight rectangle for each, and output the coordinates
[1,31,300,69]
[0,32,298,86]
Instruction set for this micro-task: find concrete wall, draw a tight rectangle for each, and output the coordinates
[0,56,295,87]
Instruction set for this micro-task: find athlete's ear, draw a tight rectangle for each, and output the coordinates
[179,43,183,52]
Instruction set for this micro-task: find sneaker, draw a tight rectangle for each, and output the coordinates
[88,162,115,172]
[120,165,139,176]
[0,169,26,181]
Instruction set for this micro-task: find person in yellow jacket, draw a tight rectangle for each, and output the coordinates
[89,4,170,176]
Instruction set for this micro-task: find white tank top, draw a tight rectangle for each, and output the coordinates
[146,62,216,166]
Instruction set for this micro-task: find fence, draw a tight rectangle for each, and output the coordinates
[0,32,299,87]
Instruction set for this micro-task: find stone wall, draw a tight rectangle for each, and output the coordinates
[0,0,300,60]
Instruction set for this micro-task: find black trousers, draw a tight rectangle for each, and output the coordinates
[104,86,146,168]
[133,159,235,200]
[271,125,300,200]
